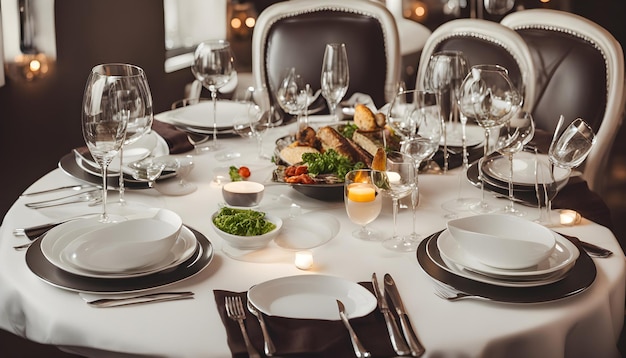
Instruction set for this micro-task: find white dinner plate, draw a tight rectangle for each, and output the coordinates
[76,131,170,176]
[437,229,579,280]
[482,152,570,186]
[274,212,340,250]
[156,100,249,130]
[441,123,484,147]
[247,274,377,320]
[41,219,197,278]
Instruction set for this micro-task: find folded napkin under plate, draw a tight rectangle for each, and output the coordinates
[214,283,398,358]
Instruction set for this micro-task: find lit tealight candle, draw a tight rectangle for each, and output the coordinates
[560,209,581,226]
[347,183,376,202]
[295,250,314,270]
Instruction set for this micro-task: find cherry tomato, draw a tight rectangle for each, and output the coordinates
[238,166,251,178]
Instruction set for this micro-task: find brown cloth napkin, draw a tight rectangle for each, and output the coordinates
[152,120,194,154]
[214,283,398,358]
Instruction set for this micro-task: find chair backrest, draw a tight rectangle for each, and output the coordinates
[501,9,626,193]
[415,18,536,112]
[251,0,401,117]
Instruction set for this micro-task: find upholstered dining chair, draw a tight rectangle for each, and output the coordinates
[415,18,536,113]
[251,0,401,119]
[501,9,626,194]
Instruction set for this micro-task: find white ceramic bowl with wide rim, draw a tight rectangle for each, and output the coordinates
[211,210,282,250]
[222,181,265,207]
[446,214,556,270]
[63,208,183,273]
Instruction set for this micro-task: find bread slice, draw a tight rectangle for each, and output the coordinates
[353,104,378,131]
[317,126,372,166]
[352,129,402,156]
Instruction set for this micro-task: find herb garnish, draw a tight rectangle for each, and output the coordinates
[213,207,276,236]
[301,149,365,180]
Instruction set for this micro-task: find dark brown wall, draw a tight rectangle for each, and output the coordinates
[0,0,196,219]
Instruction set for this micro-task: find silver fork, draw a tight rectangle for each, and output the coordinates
[431,281,489,301]
[25,190,102,209]
[225,296,261,358]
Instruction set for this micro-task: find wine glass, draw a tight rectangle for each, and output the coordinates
[344,169,385,240]
[191,39,236,151]
[539,117,596,226]
[321,43,350,122]
[387,90,417,141]
[276,67,308,129]
[380,151,416,252]
[113,65,153,206]
[152,155,197,196]
[247,86,275,160]
[400,90,442,242]
[423,50,469,173]
[494,110,535,215]
[129,157,167,188]
[81,64,129,223]
[458,64,518,214]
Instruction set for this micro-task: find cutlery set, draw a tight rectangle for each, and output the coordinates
[24,189,103,209]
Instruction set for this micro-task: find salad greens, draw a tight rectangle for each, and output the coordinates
[301,149,365,180]
[229,166,243,181]
[213,207,276,236]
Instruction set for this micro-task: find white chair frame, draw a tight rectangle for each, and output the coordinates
[251,0,401,105]
[415,18,536,113]
[502,9,626,193]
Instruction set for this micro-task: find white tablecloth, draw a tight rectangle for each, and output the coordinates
[0,119,624,358]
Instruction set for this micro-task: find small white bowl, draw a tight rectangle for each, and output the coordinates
[446,214,556,270]
[222,181,265,207]
[65,208,183,272]
[211,210,282,250]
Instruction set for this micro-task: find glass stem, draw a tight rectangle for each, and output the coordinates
[392,198,399,237]
[118,146,126,205]
[411,165,420,235]
[479,128,490,205]
[101,164,109,222]
[211,89,218,148]
[507,153,515,211]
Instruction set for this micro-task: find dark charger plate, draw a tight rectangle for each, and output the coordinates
[417,231,596,303]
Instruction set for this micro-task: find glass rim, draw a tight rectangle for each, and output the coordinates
[91,63,145,78]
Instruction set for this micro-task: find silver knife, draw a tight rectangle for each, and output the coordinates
[384,274,425,357]
[336,300,371,358]
[372,273,410,356]
[86,291,194,308]
[21,184,97,196]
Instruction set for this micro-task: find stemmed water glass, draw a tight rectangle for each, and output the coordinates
[423,50,469,173]
[538,117,596,226]
[344,169,385,240]
[494,110,535,216]
[400,90,442,242]
[191,39,236,151]
[458,64,518,214]
[113,65,153,206]
[380,151,416,252]
[276,68,308,129]
[321,43,350,122]
[387,90,418,141]
[248,88,273,160]
[81,64,129,223]
[484,0,515,15]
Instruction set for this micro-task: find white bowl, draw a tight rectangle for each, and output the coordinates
[211,209,282,250]
[446,214,556,269]
[64,208,183,272]
[222,181,265,207]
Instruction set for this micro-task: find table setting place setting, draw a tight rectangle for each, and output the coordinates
[4,47,624,358]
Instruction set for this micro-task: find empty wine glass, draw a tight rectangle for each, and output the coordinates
[539,117,596,226]
[387,90,417,141]
[380,151,416,252]
[276,67,308,128]
[113,65,153,206]
[423,50,469,173]
[81,64,129,223]
[458,64,518,214]
[344,169,385,240]
[321,43,350,122]
[494,110,535,215]
[401,90,442,241]
[191,39,236,151]
[152,155,197,196]
[248,86,275,160]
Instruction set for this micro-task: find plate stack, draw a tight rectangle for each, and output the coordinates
[417,214,595,303]
[25,209,214,293]
[467,151,570,204]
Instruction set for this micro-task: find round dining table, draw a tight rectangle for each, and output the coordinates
[0,114,624,358]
